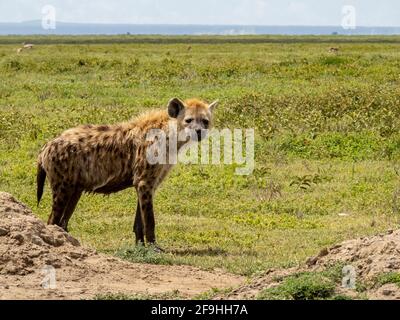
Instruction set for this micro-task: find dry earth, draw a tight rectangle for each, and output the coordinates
[0,192,244,300]
[222,229,400,300]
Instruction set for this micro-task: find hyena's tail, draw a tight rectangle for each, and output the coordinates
[37,161,46,206]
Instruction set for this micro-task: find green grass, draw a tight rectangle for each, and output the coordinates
[332,295,354,300]
[257,272,336,300]
[94,290,182,300]
[2,35,400,45]
[261,270,400,301]
[1,35,400,276]
[115,243,175,265]
[257,264,371,300]
[375,272,400,287]
[257,265,344,300]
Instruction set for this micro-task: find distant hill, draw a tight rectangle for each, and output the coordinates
[1,21,400,35]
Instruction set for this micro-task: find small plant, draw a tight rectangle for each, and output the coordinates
[249,165,272,188]
[375,272,400,287]
[249,165,282,201]
[266,180,283,201]
[257,272,335,300]
[94,290,181,300]
[355,281,368,293]
[255,179,283,201]
[290,175,312,190]
[290,175,315,190]
[391,188,400,215]
[115,243,174,265]
[289,170,332,191]
[331,295,353,300]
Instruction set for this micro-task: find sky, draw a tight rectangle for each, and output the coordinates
[0,0,399,26]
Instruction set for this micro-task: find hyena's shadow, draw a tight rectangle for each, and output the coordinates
[169,248,227,257]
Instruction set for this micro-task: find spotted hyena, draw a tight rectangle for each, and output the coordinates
[37,98,218,246]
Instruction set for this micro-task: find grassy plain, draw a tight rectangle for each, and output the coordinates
[1,35,400,276]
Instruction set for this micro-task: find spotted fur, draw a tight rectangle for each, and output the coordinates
[37,98,218,245]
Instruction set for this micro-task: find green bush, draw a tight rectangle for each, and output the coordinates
[257,272,336,300]
[375,272,400,287]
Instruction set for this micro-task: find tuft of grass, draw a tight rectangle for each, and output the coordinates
[331,295,353,300]
[355,282,368,293]
[257,271,336,300]
[320,56,348,66]
[375,272,400,287]
[94,290,182,300]
[320,263,345,283]
[115,243,175,265]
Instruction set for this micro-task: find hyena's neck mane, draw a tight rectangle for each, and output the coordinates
[124,109,189,153]
[129,110,170,131]
[124,109,179,142]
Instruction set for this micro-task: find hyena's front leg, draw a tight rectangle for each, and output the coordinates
[133,201,144,244]
[137,181,156,244]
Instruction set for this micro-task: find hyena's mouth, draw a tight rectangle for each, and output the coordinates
[194,129,208,142]
[183,128,209,142]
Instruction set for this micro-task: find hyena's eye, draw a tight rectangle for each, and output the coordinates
[185,118,194,124]
[202,119,209,127]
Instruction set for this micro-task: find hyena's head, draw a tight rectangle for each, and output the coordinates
[167,98,218,141]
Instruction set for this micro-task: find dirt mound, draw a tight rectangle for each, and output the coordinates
[0,192,243,299]
[0,193,84,276]
[222,229,400,300]
[308,229,400,280]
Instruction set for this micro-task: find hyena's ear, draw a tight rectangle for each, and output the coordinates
[168,98,185,118]
[208,100,219,113]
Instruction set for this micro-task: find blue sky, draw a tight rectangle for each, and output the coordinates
[0,0,399,26]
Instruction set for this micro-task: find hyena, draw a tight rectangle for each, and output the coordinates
[37,98,218,246]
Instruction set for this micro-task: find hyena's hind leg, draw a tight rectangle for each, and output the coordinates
[133,201,144,244]
[47,185,68,227]
[59,188,82,231]
[48,184,82,232]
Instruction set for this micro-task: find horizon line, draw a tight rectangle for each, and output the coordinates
[1,20,400,29]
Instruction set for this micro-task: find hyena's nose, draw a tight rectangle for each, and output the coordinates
[196,129,202,141]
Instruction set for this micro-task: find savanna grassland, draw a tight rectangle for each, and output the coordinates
[1,35,400,277]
